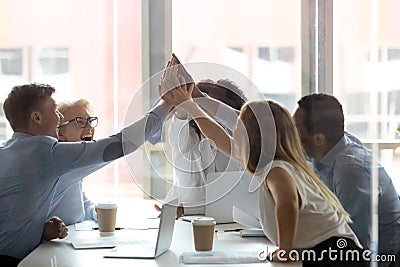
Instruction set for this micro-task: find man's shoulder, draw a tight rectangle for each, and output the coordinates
[20,135,58,145]
[331,146,371,185]
[1,135,58,149]
[335,143,369,167]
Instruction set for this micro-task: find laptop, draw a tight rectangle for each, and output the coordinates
[205,171,260,224]
[104,202,177,259]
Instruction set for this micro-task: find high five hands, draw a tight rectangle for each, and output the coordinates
[158,54,200,109]
[154,54,197,219]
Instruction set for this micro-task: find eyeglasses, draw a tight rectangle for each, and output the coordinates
[59,116,98,128]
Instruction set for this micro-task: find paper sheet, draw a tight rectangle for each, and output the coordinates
[69,229,158,249]
[181,251,262,264]
[216,231,243,241]
[74,220,98,231]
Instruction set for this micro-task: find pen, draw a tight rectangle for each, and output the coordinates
[92,227,124,230]
[215,228,243,232]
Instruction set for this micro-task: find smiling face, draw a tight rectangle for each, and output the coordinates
[58,103,95,142]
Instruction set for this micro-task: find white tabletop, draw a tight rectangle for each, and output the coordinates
[18,220,301,267]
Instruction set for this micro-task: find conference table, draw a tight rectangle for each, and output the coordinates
[18,220,301,267]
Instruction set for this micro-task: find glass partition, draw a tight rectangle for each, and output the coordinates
[0,0,143,200]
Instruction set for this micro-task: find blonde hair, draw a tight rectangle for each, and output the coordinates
[57,99,93,115]
[241,99,352,222]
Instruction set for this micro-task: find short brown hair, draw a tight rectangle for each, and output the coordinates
[297,93,344,146]
[196,79,247,110]
[3,83,55,130]
[190,79,247,138]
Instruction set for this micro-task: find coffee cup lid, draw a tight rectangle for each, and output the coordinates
[191,217,216,226]
[95,202,118,209]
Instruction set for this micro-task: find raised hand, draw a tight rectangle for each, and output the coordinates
[172,53,194,85]
[161,75,194,108]
[159,54,202,105]
[171,54,204,98]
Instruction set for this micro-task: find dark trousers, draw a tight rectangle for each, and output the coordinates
[0,255,21,267]
[302,236,369,267]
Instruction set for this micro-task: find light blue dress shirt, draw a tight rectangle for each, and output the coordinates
[48,155,111,225]
[0,104,167,259]
[312,132,400,256]
[48,171,103,225]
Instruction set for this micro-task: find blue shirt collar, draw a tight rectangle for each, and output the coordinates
[12,132,34,138]
[319,134,348,167]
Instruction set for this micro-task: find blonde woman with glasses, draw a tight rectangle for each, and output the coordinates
[47,99,101,225]
[160,65,368,266]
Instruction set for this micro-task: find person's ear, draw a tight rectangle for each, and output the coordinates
[30,111,41,125]
[313,133,326,146]
[58,131,66,142]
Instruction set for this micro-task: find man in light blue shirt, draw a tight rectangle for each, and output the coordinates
[0,83,170,261]
[294,93,400,266]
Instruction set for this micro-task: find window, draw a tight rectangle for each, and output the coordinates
[333,0,400,192]
[0,49,23,75]
[39,48,69,75]
[172,0,301,111]
[258,47,295,63]
[0,0,143,201]
[2,0,398,204]
[388,48,400,61]
[0,104,7,140]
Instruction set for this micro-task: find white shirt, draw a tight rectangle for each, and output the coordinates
[165,104,242,214]
[259,160,361,249]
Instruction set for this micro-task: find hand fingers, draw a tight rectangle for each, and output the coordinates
[167,65,178,81]
[154,204,161,211]
[49,216,61,223]
[161,89,175,103]
[60,227,68,239]
[188,83,194,94]
[176,206,184,218]
[161,60,172,82]
[158,84,164,97]
[177,63,193,82]
[52,219,65,232]
[170,56,177,66]
[177,74,186,89]
[159,78,175,97]
[171,53,180,64]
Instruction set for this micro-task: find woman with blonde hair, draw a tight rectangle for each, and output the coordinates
[48,99,100,225]
[160,67,368,266]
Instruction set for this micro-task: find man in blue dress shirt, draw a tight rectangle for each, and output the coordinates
[0,83,170,263]
[293,93,400,266]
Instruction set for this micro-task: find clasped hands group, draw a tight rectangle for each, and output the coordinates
[1,53,399,267]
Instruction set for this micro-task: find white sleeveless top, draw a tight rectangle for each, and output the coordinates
[259,160,361,249]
